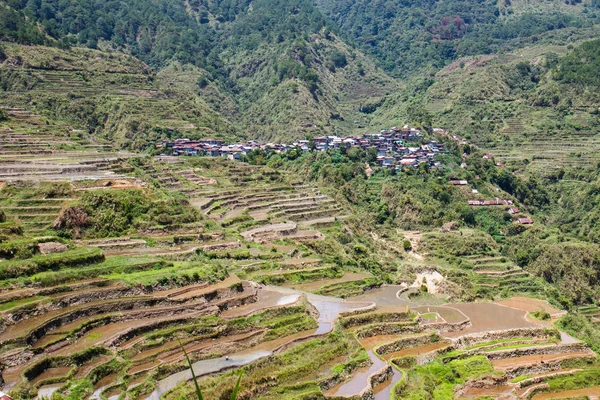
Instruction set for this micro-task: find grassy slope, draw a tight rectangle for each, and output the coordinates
[371,30,600,173]
[0,33,396,145]
[0,42,239,149]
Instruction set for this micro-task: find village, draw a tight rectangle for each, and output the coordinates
[158,126,535,225]
[157,126,447,172]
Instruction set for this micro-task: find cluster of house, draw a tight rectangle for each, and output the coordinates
[157,126,446,171]
[450,180,534,224]
[467,199,533,224]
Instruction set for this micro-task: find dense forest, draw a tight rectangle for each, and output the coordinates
[0,0,600,142]
[315,0,599,76]
[0,0,332,79]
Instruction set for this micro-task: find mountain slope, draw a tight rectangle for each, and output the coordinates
[0,0,398,143]
[315,0,599,77]
[370,35,600,172]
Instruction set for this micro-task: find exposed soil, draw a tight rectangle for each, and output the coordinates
[532,385,600,399]
[380,342,449,361]
[492,351,595,369]
[460,384,514,399]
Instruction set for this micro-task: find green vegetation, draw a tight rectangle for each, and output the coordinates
[0,246,104,280]
[180,340,243,400]
[396,355,495,399]
[555,39,600,87]
[54,189,202,238]
[557,313,600,353]
[315,0,598,77]
[4,0,600,398]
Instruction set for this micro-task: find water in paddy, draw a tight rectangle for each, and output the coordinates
[461,384,514,398]
[145,289,371,400]
[29,366,71,385]
[373,368,402,400]
[325,350,386,397]
[35,383,63,399]
[347,285,412,306]
[560,331,579,344]
[532,385,600,399]
[90,373,118,400]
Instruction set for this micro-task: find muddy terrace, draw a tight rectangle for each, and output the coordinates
[1,112,599,400]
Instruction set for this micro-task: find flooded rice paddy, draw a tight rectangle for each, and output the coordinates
[443,302,537,337]
[325,350,387,397]
[0,263,589,400]
[145,288,372,399]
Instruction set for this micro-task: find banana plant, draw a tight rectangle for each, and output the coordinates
[180,340,243,400]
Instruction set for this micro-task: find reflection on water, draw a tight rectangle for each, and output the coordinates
[35,383,63,400]
[373,368,402,400]
[325,350,386,397]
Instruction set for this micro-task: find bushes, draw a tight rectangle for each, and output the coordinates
[396,355,494,399]
[54,206,89,237]
[554,39,600,88]
[53,189,202,238]
[557,313,600,354]
[0,247,104,280]
[528,242,600,305]
[80,190,151,237]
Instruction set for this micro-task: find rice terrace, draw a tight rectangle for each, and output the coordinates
[2,1,600,399]
[0,104,599,400]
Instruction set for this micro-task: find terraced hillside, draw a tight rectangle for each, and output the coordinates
[0,42,238,149]
[371,36,600,174]
[2,112,600,400]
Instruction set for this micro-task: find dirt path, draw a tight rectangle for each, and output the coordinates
[398,230,425,261]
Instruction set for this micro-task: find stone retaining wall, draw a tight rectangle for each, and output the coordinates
[355,321,421,339]
[485,343,589,360]
[449,327,555,349]
[374,332,441,356]
[340,311,412,329]
[421,318,471,333]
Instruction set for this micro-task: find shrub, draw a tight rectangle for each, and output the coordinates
[0,247,104,280]
[53,206,89,238]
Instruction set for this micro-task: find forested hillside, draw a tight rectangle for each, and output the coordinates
[315,0,599,77]
[0,0,599,146]
[0,0,394,142]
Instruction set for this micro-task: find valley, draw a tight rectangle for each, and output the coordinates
[1,0,600,398]
[1,109,600,400]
